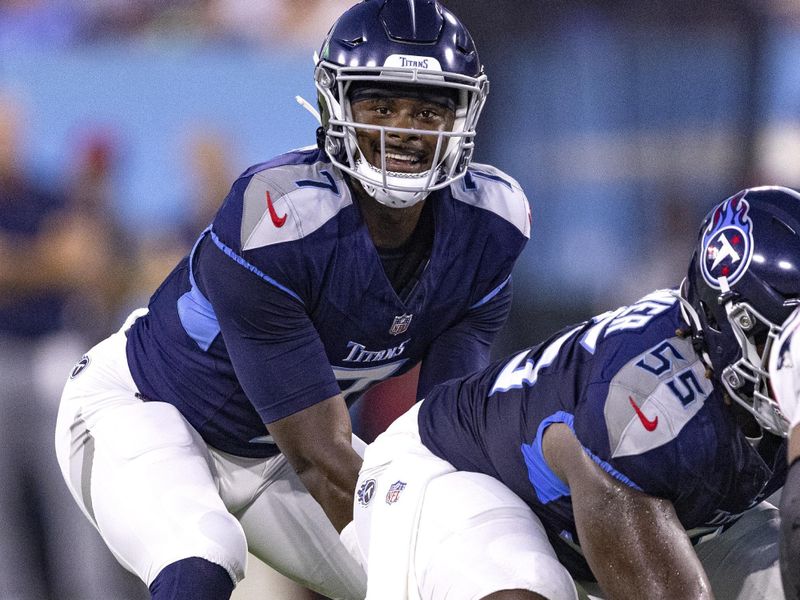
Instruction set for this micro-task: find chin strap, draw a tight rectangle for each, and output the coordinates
[671,281,713,370]
[295,95,322,124]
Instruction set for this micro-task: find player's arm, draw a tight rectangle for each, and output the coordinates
[780,424,800,600]
[267,394,361,532]
[198,235,361,532]
[417,277,512,398]
[542,423,714,600]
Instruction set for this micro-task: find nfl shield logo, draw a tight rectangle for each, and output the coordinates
[385,480,407,505]
[389,313,413,336]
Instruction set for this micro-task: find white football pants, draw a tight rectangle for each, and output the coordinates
[351,403,578,600]
[54,310,367,599]
[352,402,784,600]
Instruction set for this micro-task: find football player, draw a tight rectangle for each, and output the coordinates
[348,186,799,600]
[769,306,800,600]
[53,1,530,599]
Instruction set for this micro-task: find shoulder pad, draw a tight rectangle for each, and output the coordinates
[240,163,351,251]
[604,335,714,458]
[452,163,531,238]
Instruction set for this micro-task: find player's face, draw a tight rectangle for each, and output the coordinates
[350,95,455,174]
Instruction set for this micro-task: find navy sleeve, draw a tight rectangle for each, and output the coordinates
[416,277,512,399]
[196,236,341,423]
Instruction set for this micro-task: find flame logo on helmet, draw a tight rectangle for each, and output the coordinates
[700,193,754,289]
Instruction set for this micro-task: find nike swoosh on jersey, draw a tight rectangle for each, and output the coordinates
[628,395,658,431]
[266,191,287,227]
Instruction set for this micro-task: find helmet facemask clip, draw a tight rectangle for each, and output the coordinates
[716,277,788,436]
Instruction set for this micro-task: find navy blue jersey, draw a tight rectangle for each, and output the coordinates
[418,289,786,578]
[126,147,530,457]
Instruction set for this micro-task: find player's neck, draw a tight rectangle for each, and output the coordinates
[355,187,427,250]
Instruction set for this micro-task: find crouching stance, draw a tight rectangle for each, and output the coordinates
[346,187,800,600]
[53,1,529,598]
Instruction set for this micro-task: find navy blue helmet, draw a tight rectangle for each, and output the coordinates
[682,186,800,435]
[315,0,489,208]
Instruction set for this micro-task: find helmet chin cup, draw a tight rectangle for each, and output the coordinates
[361,182,426,208]
[355,158,429,208]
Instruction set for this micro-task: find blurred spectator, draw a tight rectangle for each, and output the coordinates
[80,0,207,42]
[205,0,355,49]
[0,87,65,600]
[124,125,236,312]
[59,129,137,339]
[0,91,147,600]
[179,126,236,243]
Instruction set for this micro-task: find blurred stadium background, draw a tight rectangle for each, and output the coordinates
[1,1,799,599]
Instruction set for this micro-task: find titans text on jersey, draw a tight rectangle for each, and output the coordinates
[126,147,530,458]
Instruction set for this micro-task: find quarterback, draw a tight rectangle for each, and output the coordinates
[350,187,799,600]
[53,1,530,599]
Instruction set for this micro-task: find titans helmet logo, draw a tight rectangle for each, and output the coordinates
[700,193,754,289]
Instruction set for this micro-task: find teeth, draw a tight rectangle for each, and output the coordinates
[386,152,416,163]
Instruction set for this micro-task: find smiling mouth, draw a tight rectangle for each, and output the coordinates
[379,149,428,173]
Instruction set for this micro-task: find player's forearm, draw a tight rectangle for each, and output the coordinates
[577,490,714,600]
[585,538,714,600]
[265,394,362,532]
[544,423,714,600]
[293,447,362,532]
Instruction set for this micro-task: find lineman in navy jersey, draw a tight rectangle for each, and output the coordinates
[54,2,530,600]
[349,187,800,600]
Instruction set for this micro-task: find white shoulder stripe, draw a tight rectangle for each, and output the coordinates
[451,163,531,238]
[241,166,351,251]
[604,335,713,458]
